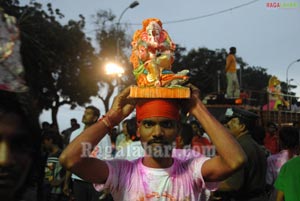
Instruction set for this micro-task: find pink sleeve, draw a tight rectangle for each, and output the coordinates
[94,159,135,192]
[190,157,219,191]
[93,160,114,192]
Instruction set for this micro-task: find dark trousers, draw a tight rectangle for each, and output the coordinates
[73,179,101,201]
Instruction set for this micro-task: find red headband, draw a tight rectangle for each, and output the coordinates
[136,99,180,121]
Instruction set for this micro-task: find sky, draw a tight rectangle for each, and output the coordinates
[21,0,300,131]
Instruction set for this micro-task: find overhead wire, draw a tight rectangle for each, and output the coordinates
[127,0,260,25]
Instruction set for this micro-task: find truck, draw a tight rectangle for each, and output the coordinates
[202,91,300,128]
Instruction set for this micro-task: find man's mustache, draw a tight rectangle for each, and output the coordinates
[147,139,169,146]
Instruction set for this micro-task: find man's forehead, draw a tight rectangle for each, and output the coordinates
[229,117,240,122]
[141,117,176,121]
[85,108,94,113]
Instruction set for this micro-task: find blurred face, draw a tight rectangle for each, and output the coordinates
[138,117,178,158]
[191,124,201,136]
[267,125,277,135]
[122,122,129,137]
[226,117,245,137]
[82,108,97,125]
[71,120,77,127]
[42,138,52,151]
[0,113,32,199]
[230,48,236,54]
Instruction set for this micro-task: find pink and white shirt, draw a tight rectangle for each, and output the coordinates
[266,149,297,185]
[95,156,218,201]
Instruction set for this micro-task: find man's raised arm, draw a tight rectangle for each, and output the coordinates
[59,86,136,183]
[184,85,246,181]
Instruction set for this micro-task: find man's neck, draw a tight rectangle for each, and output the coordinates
[236,130,248,139]
[50,145,60,155]
[84,124,92,130]
[142,156,173,169]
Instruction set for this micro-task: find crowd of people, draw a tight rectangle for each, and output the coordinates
[1,85,300,201]
[45,88,300,201]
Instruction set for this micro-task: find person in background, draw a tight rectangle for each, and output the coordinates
[61,118,80,148]
[116,117,139,151]
[63,106,111,201]
[274,153,300,201]
[41,121,51,133]
[190,120,212,156]
[60,85,246,200]
[239,89,249,104]
[115,119,129,149]
[264,121,279,154]
[0,91,41,201]
[176,123,194,149]
[251,125,271,158]
[266,126,299,200]
[42,131,67,201]
[115,117,142,160]
[216,107,267,201]
[109,127,118,157]
[225,46,240,98]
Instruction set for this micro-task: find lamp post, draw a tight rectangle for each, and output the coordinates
[106,1,139,93]
[105,62,124,78]
[285,59,300,110]
[116,1,139,58]
[286,58,300,93]
[217,70,221,93]
[105,62,125,92]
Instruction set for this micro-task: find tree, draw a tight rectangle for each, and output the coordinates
[173,47,272,106]
[92,10,135,112]
[173,47,232,96]
[241,66,271,105]
[2,1,100,129]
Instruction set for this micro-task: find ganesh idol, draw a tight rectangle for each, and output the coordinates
[130,18,189,87]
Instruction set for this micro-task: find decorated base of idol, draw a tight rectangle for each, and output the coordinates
[129,18,190,99]
[129,86,190,99]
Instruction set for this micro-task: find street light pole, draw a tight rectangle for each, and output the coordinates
[217,70,221,93]
[286,58,300,93]
[285,59,300,110]
[116,1,139,59]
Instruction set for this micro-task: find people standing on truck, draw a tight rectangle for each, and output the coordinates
[225,47,240,98]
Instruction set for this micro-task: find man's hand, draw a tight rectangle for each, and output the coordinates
[181,84,202,116]
[108,86,136,125]
[63,184,70,196]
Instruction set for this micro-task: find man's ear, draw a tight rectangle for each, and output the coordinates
[93,116,98,123]
[240,123,246,132]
